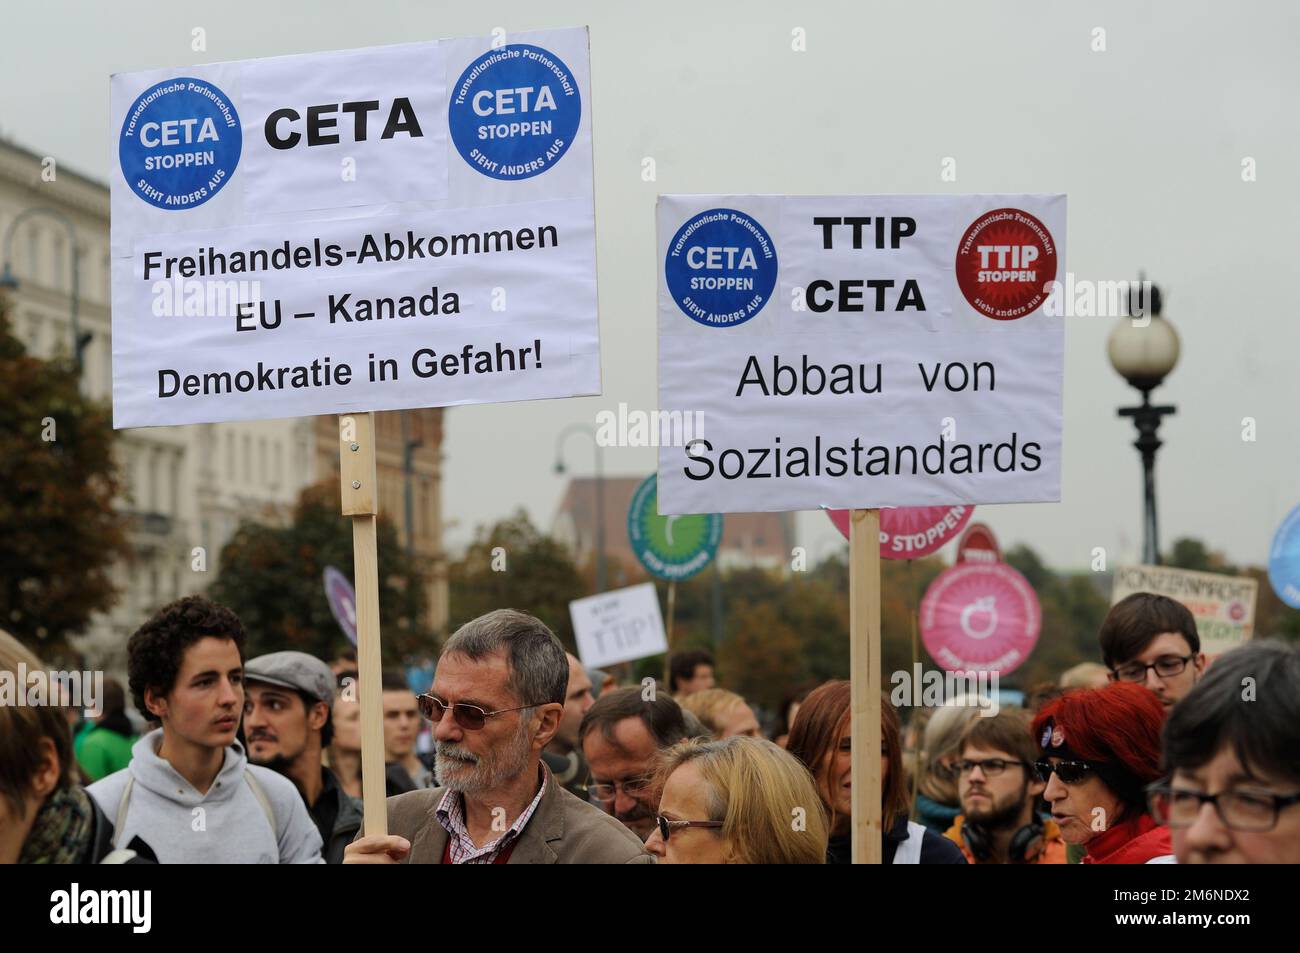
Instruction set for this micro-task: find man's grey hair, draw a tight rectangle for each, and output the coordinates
[441,609,569,707]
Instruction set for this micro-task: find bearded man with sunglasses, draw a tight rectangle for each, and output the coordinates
[344,609,652,864]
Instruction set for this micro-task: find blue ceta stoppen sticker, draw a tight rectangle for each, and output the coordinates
[449,44,581,180]
[664,208,779,327]
[119,77,241,210]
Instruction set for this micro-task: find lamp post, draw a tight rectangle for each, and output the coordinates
[554,424,606,593]
[0,207,91,378]
[1107,280,1179,565]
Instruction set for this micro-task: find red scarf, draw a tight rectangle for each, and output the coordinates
[1082,814,1171,864]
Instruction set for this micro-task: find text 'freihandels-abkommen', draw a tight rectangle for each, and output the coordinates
[140,224,559,280]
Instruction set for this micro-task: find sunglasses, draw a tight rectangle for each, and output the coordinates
[655,815,724,842]
[1034,760,1094,784]
[416,692,541,731]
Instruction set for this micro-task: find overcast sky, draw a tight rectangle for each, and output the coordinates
[5,0,1298,572]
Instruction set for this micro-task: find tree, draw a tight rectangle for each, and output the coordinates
[0,305,129,662]
[1165,536,1299,644]
[1003,543,1110,687]
[210,480,429,662]
[447,510,586,649]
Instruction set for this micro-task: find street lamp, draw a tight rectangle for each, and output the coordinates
[1107,279,1179,565]
[554,424,606,593]
[1,207,91,377]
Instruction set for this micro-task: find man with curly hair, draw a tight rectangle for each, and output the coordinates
[87,596,323,863]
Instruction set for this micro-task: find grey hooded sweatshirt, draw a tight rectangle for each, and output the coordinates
[88,729,323,864]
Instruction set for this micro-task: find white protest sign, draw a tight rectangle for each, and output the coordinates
[110,27,598,428]
[1111,564,1258,657]
[569,583,668,669]
[656,195,1066,514]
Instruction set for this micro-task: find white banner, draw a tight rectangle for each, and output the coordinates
[656,194,1066,514]
[110,27,597,427]
[1111,565,1258,657]
[569,583,668,669]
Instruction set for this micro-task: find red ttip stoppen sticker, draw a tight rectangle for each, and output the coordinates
[955,208,1058,320]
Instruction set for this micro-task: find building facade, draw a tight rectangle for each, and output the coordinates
[0,139,447,669]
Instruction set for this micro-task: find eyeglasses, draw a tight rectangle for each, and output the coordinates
[1111,654,1194,683]
[584,776,654,803]
[1147,783,1300,832]
[954,758,1031,778]
[1034,760,1094,784]
[416,693,541,731]
[655,815,724,842]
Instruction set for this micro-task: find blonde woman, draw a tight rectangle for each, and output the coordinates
[645,736,828,864]
[677,688,761,739]
[916,697,988,833]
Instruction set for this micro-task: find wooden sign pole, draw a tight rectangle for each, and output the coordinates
[339,413,387,837]
[662,580,677,688]
[849,508,883,864]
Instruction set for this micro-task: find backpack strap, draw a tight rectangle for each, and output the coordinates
[113,776,135,850]
[244,771,279,840]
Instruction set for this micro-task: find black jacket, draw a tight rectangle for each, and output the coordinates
[85,793,157,864]
[311,768,363,864]
[827,816,967,864]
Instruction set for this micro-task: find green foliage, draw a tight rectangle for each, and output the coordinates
[210,481,431,662]
[0,306,129,662]
[447,509,587,649]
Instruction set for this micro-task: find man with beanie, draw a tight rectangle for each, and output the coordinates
[244,650,363,863]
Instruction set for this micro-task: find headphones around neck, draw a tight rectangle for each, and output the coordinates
[961,813,1045,864]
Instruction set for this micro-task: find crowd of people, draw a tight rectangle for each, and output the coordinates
[2,590,1297,864]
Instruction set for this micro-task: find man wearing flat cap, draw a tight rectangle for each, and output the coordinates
[244,651,362,863]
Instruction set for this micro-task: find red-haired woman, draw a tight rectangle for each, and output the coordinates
[1032,681,1173,863]
[787,681,965,864]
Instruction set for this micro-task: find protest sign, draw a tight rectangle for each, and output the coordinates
[826,504,974,559]
[110,28,598,837]
[110,27,597,429]
[1111,564,1258,656]
[569,583,669,669]
[1268,503,1300,610]
[656,194,1066,516]
[658,194,1066,864]
[628,474,722,580]
[919,562,1041,675]
[323,566,358,645]
[956,522,1002,564]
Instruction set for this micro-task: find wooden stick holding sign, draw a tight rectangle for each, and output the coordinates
[662,580,677,688]
[849,508,883,864]
[339,413,387,837]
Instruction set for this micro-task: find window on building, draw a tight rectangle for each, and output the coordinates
[170,454,181,516]
[51,235,64,292]
[26,226,39,283]
[147,448,159,512]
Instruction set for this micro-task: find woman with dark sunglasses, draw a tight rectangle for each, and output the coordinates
[1031,682,1173,864]
[644,736,828,863]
